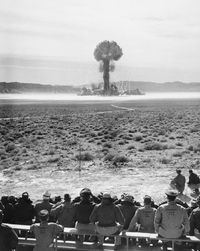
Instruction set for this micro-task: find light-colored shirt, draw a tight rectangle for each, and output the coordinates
[128,206,156,233]
[30,222,63,251]
[154,201,190,238]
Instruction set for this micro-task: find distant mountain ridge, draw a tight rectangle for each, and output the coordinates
[0,82,81,94]
[114,81,200,92]
[0,81,200,94]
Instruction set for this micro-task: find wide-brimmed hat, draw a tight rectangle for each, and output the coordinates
[102,192,111,199]
[43,191,51,199]
[165,190,178,197]
[122,195,134,204]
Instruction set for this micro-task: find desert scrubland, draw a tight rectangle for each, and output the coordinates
[0,99,200,202]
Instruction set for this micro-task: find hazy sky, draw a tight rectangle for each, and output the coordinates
[0,0,200,84]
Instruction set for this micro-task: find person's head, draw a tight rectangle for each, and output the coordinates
[43,191,51,201]
[165,190,178,202]
[0,210,3,224]
[64,194,71,202]
[176,169,181,175]
[101,192,113,205]
[143,195,152,206]
[80,188,92,201]
[121,194,134,205]
[189,169,193,174]
[22,192,29,202]
[9,196,17,205]
[39,210,49,222]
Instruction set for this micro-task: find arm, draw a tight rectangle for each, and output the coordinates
[50,205,62,219]
[154,207,162,233]
[182,208,190,235]
[128,209,140,231]
[115,206,125,226]
[189,211,195,235]
[8,228,18,249]
[89,205,98,223]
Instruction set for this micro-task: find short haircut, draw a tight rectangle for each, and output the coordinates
[167,195,176,201]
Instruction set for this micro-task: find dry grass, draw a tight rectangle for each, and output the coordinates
[0,99,200,201]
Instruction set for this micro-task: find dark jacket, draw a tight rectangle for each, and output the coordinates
[90,203,125,227]
[188,173,200,185]
[14,198,35,224]
[1,202,14,224]
[118,202,138,229]
[35,200,53,222]
[189,207,200,235]
[74,200,95,224]
[51,202,76,227]
[0,224,18,251]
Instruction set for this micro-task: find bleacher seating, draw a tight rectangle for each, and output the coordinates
[6,223,200,251]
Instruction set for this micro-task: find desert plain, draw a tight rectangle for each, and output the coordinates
[0,97,200,203]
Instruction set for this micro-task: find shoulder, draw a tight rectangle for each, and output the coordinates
[1,224,13,231]
[192,207,200,214]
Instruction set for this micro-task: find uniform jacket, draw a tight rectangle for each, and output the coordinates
[128,206,156,233]
[154,201,190,238]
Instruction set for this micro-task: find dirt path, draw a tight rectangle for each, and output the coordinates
[111,104,135,111]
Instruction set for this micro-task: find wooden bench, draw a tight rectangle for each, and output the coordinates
[6,224,200,251]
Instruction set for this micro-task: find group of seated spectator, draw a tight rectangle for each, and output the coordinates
[0,188,200,251]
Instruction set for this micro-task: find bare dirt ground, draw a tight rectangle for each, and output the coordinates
[0,98,200,203]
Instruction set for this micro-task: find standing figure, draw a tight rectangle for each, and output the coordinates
[188,170,200,195]
[171,169,186,194]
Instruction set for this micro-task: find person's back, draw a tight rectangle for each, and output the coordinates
[90,192,124,250]
[30,210,63,251]
[35,192,53,222]
[189,196,200,236]
[14,193,35,224]
[128,196,156,233]
[91,202,124,227]
[0,210,18,251]
[188,170,200,185]
[155,190,190,238]
[116,195,137,230]
[74,193,95,225]
[51,194,75,227]
[173,170,186,194]
[1,197,14,223]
